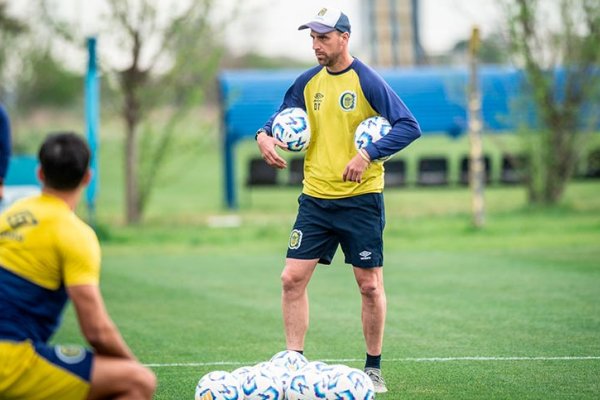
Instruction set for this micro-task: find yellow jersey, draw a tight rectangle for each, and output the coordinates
[263,58,421,198]
[0,193,100,343]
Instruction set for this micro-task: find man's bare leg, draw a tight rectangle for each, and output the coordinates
[281,258,318,351]
[354,266,388,393]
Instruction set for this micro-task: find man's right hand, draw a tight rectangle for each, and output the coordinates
[257,132,288,169]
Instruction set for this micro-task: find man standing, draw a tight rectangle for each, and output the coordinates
[256,7,421,393]
[0,133,156,399]
[0,104,10,202]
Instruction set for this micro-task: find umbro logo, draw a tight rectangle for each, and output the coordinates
[313,92,324,111]
[359,251,372,260]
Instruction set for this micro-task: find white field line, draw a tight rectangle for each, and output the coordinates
[144,356,600,368]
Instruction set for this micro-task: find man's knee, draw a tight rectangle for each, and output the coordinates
[281,265,312,295]
[129,364,157,398]
[281,269,303,293]
[358,278,384,298]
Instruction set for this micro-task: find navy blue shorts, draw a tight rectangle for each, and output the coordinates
[286,193,385,268]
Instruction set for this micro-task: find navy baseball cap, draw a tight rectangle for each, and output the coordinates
[298,7,351,34]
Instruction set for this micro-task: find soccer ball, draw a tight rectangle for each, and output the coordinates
[272,107,311,152]
[322,366,375,400]
[265,363,292,393]
[270,350,309,372]
[195,370,243,400]
[300,361,329,374]
[354,116,392,161]
[241,366,285,400]
[250,361,292,393]
[286,368,327,400]
[231,366,254,385]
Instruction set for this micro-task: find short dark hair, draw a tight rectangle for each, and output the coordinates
[38,132,90,190]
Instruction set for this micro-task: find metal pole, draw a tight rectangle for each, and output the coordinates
[468,26,485,228]
[85,37,100,227]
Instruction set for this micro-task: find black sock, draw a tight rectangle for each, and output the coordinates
[291,349,304,355]
[365,353,381,369]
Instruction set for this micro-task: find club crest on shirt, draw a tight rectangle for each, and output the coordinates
[289,229,303,249]
[55,345,86,364]
[339,91,356,111]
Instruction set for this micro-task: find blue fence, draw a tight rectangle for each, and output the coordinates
[4,155,39,186]
[219,65,526,209]
[1,155,40,212]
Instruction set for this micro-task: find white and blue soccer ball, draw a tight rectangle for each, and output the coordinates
[250,361,292,393]
[322,366,375,400]
[354,116,392,161]
[286,368,327,400]
[241,365,285,400]
[266,363,292,393]
[195,370,243,400]
[300,361,330,374]
[270,350,309,373]
[272,107,311,152]
[230,366,254,386]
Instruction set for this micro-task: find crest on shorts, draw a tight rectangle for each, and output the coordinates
[55,345,86,364]
[339,91,356,111]
[289,229,303,249]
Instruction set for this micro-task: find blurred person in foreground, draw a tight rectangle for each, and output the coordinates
[255,7,421,393]
[0,103,11,203]
[0,132,156,399]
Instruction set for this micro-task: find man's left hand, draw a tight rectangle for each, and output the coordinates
[343,152,370,183]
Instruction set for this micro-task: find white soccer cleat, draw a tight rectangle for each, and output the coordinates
[364,367,388,393]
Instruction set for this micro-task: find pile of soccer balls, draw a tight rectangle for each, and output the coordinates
[194,350,375,400]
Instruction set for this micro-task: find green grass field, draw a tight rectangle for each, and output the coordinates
[45,131,600,399]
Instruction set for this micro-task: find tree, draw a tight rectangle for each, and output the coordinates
[0,0,27,99]
[504,0,600,204]
[39,0,232,224]
[16,49,82,110]
[450,31,510,65]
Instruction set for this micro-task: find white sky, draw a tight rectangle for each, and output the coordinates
[222,0,502,60]
[8,0,503,64]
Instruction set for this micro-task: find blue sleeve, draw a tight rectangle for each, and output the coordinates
[261,66,322,135]
[355,62,421,160]
[0,104,11,180]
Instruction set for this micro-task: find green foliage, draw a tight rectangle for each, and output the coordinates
[0,1,27,97]
[451,32,510,64]
[16,50,82,110]
[505,0,600,204]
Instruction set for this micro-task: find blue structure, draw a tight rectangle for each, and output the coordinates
[219,65,525,209]
[1,156,40,212]
[85,37,100,225]
[4,156,39,186]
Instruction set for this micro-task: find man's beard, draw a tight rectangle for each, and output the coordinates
[316,53,337,67]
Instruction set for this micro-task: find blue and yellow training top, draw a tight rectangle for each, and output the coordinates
[262,58,421,199]
[0,194,100,343]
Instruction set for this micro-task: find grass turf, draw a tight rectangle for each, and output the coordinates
[36,129,598,399]
[52,181,600,399]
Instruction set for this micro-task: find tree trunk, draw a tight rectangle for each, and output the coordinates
[123,78,141,224]
[125,121,140,224]
[121,29,145,225]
